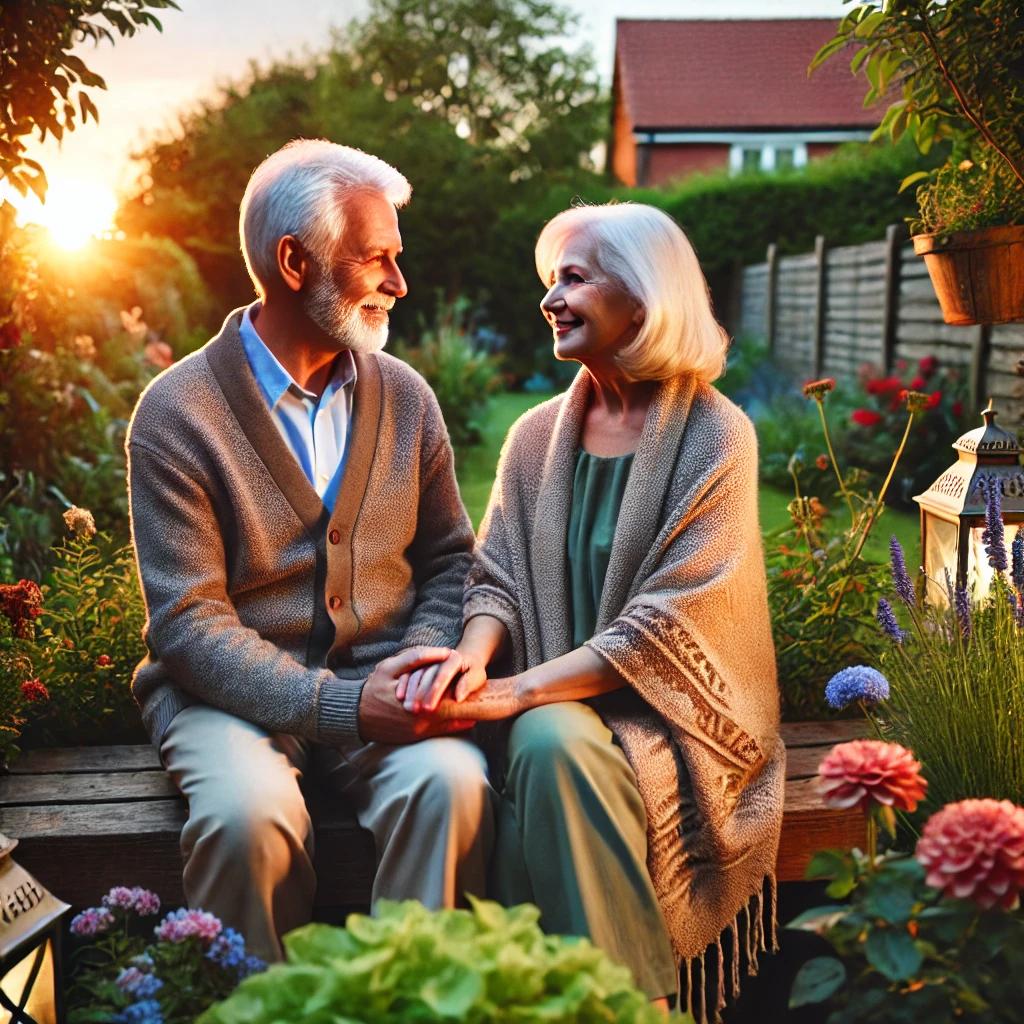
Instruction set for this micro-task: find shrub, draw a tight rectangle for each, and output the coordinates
[393,300,502,453]
[199,898,664,1024]
[0,512,147,769]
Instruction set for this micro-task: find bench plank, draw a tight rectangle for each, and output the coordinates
[779,720,868,747]
[0,770,179,805]
[9,745,159,774]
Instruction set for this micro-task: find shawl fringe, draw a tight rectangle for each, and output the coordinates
[680,873,779,1024]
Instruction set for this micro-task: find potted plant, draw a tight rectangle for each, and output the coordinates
[812,0,1024,326]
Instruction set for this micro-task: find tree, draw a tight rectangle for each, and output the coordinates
[119,0,606,341]
[0,0,179,200]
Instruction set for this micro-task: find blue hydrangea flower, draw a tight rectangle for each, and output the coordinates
[824,666,890,709]
[889,536,915,607]
[114,1000,163,1024]
[876,598,907,644]
[206,927,247,970]
[982,477,1008,572]
[115,967,163,1000]
[239,954,267,979]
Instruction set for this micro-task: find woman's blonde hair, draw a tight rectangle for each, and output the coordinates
[534,202,728,383]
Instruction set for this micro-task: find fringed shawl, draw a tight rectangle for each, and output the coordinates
[464,370,785,1021]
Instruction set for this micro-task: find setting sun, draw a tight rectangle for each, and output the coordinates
[19,177,119,250]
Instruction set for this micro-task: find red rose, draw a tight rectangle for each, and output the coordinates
[96,654,113,668]
[866,376,902,395]
[20,678,49,703]
[816,454,829,471]
[910,375,926,390]
[851,409,883,427]
[952,401,964,416]
[927,391,942,409]
[918,355,938,377]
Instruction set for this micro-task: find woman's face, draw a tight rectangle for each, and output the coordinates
[540,232,642,368]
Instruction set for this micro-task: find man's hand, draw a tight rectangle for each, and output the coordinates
[358,647,475,744]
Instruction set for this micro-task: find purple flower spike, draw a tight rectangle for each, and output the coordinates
[954,584,972,638]
[982,477,1008,573]
[1012,533,1024,592]
[825,665,890,709]
[876,598,907,644]
[889,536,916,606]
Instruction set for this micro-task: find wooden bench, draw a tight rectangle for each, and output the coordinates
[0,721,866,910]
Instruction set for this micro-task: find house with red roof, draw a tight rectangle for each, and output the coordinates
[612,19,879,187]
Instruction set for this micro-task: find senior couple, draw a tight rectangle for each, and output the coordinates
[127,138,783,1019]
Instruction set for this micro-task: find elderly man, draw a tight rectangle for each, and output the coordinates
[126,139,493,961]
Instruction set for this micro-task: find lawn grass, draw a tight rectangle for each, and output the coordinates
[457,391,922,564]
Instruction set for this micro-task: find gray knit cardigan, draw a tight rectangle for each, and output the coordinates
[126,309,473,747]
[464,369,785,1021]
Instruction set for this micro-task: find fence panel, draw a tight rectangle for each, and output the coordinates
[737,230,1023,427]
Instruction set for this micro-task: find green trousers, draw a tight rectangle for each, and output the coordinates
[491,700,678,999]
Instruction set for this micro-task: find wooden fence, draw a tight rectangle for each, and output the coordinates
[737,226,1024,422]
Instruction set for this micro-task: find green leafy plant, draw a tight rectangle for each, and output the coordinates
[394,299,502,453]
[812,0,1024,234]
[766,379,925,719]
[0,510,146,769]
[788,735,1024,1022]
[200,898,672,1024]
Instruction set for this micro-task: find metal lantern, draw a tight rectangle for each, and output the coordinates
[914,400,1024,602]
[0,833,70,1024]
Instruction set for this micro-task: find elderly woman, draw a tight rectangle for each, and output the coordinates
[399,202,784,1020]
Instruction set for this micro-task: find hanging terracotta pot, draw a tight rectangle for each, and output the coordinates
[912,224,1024,326]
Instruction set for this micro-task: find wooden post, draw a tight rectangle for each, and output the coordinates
[812,234,828,378]
[969,322,994,413]
[765,243,779,356]
[881,223,904,373]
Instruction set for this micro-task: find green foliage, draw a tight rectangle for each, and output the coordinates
[788,850,1024,1022]
[119,0,606,343]
[200,898,667,1024]
[0,525,146,769]
[875,573,1024,814]
[0,0,179,199]
[765,382,923,719]
[812,0,1024,232]
[393,300,502,453]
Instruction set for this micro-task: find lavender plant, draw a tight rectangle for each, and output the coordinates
[866,480,1024,812]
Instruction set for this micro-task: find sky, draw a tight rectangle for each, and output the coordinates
[10,0,851,236]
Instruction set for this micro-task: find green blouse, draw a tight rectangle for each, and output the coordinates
[567,448,635,648]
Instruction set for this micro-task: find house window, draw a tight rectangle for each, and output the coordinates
[729,141,808,174]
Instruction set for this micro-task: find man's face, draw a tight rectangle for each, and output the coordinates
[302,190,407,353]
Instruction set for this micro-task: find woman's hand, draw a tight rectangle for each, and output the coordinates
[432,675,527,722]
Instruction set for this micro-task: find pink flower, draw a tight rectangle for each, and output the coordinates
[144,340,174,369]
[851,409,882,428]
[70,906,115,937]
[818,739,927,813]
[155,907,222,944]
[916,799,1024,910]
[102,885,161,916]
[20,678,49,703]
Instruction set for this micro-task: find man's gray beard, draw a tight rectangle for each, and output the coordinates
[303,269,389,354]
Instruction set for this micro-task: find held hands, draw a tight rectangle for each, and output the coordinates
[396,648,488,713]
[357,647,476,744]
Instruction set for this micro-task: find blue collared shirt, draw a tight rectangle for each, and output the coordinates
[239,303,355,511]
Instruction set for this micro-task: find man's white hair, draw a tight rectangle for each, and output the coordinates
[535,202,728,383]
[239,138,412,299]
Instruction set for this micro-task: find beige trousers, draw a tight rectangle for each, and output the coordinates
[159,704,495,962]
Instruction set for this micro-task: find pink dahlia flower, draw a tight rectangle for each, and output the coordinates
[818,739,927,813]
[916,799,1024,910]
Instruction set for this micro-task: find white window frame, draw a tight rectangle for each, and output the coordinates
[728,139,808,173]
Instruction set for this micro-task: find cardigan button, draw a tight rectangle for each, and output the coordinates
[328,529,341,545]
[328,595,342,611]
